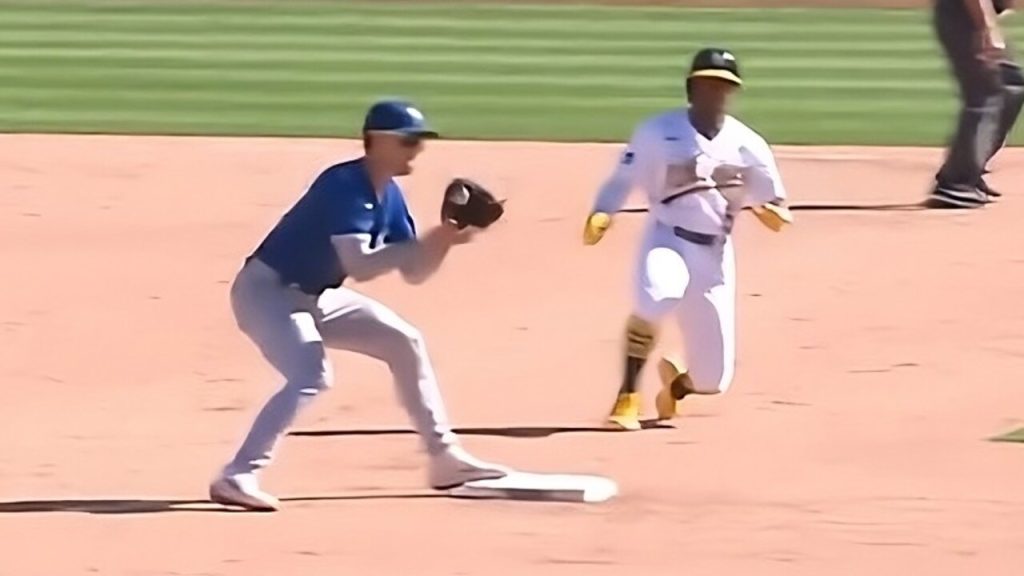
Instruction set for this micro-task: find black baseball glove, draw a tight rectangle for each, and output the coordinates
[440,177,505,229]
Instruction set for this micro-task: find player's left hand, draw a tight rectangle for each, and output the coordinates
[751,202,793,232]
[441,177,506,230]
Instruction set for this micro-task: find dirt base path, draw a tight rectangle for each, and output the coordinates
[1,133,1022,575]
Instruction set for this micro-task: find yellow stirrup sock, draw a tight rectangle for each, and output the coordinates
[619,315,657,395]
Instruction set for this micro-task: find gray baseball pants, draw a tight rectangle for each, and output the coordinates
[221,257,458,476]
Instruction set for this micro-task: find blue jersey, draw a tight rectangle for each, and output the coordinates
[252,158,416,295]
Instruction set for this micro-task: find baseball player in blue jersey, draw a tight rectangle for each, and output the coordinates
[208,99,509,511]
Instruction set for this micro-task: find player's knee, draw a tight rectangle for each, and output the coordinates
[381,320,427,363]
[638,290,683,317]
[396,319,425,348]
[297,368,333,395]
[634,287,683,322]
[314,357,334,392]
[286,343,333,394]
[399,327,426,357]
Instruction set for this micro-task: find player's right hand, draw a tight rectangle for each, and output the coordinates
[583,212,612,245]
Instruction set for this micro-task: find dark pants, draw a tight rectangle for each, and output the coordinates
[933,6,1024,193]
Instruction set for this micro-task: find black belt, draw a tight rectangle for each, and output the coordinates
[673,226,723,246]
[660,181,743,206]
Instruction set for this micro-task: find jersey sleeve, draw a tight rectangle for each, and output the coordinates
[383,190,417,244]
[738,129,788,207]
[323,175,377,238]
[590,121,652,214]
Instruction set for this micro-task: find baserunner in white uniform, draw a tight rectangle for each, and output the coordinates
[209,99,509,511]
[581,48,794,431]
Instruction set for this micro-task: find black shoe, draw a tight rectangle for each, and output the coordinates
[978,178,1002,198]
[926,186,989,208]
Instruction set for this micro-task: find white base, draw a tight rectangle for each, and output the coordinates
[448,471,618,503]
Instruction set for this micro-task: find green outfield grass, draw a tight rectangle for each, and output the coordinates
[0,0,1021,144]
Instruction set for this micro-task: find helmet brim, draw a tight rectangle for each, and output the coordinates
[688,69,743,86]
[365,127,440,139]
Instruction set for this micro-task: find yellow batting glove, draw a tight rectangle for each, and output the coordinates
[751,203,793,232]
[583,211,612,245]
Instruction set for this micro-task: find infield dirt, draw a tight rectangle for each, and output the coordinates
[1,130,1023,574]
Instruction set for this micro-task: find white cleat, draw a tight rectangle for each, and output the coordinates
[208,472,280,512]
[428,445,511,490]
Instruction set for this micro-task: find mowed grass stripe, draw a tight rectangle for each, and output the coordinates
[0,22,929,45]
[0,0,926,20]
[0,2,926,28]
[0,26,937,50]
[0,29,943,56]
[0,46,950,73]
[0,0,1014,144]
[0,12,916,32]
[0,60,949,104]
[0,97,952,144]
[0,48,946,78]
[0,84,958,115]
[0,111,954,146]
[0,65,953,94]
[0,2,936,43]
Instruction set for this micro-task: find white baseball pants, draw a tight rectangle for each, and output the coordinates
[632,217,737,394]
[222,257,458,476]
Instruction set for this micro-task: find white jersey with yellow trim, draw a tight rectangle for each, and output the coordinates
[591,106,787,236]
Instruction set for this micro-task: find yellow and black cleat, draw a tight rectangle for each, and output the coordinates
[655,357,692,420]
[606,392,642,431]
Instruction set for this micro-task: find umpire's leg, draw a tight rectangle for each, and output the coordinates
[985,55,1024,167]
[931,7,1006,207]
[976,57,1024,197]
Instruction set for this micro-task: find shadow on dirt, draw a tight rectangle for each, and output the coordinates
[0,498,231,514]
[0,493,445,514]
[786,202,930,211]
[618,202,930,213]
[1,424,677,515]
[289,421,674,439]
